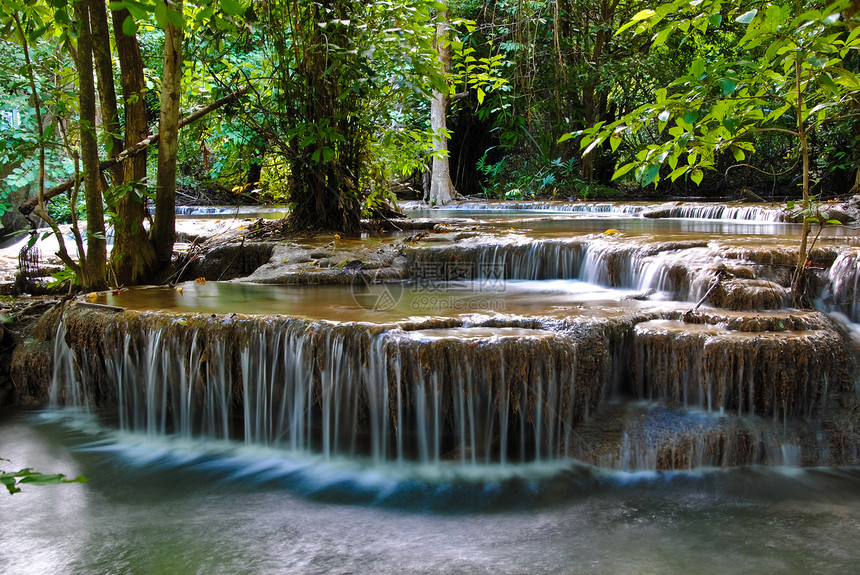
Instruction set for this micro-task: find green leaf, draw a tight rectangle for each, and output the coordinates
[819,73,839,94]
[154,1,167,28]
[691,169,704,185]
[610,134,622,152]
[669,166,689,181]
[221,0,243,16]
[708,14,722,27]
[691,58,705,78]
[736,9,758,24]
[652,27,672,47]
[722,117,740,135]
[477,87,485,105]
[631,9,656,21]
[122,15,137,36]
[611,161,637,181]
[720,78,736,96]
[640,164,660,185]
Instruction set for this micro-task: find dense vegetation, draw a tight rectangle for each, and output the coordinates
[2,0,860,290]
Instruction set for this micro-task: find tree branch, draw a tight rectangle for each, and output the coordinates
[19,85,251,216]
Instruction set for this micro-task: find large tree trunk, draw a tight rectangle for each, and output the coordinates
[74,0,108,291]
[152,0,184,266]
[111,5,157,285]
[426,6,461,206]
[281,0,361,234]
[580,0,613,183]
[90,0,123,184]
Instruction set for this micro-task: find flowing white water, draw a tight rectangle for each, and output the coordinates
[51,316,600,467]
[412,237,726,301]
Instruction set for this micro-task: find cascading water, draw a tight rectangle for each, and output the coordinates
[23,201,860,475]
[410,237,731,302]
[402,200,649,214]
[641,203,789,222]
[50,309,608,467]
[823,248,860,322]
[10,200,860,575]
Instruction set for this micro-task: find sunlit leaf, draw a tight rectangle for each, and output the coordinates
[691,168,704,185]
[611,162,637,181]
[631,9,656,21]
[736,9,758,24]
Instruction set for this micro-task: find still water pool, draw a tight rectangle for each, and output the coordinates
[2,409,859,575]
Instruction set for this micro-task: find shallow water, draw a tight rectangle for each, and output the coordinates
[93,279,651,322]
[2,410,859,575]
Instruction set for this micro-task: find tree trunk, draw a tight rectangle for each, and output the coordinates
[152,0,184,266]
[792,57,812,307]
[90,0,123,185]
[427,6,461,206]
[580,0,612,183]
[111,5,157,285]
[74,0,108,291]
[281,0,361,234]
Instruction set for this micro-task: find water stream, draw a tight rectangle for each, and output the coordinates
[3,409,860,574]
[5,201,860,573]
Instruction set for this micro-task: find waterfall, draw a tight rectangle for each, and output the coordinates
[642,203,788,222]
[50,310,606,466]
[824,248,860,322]
[401,201,648,214]
[630,320,838,422]
[409,238,722,301]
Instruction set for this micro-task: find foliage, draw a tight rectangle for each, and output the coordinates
[574,0,860,192]
[0,458,86,495]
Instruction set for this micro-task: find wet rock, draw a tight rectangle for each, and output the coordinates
[707,279,788,311]
[240,243,407,285]
[677,309,830,332]
[179,242,277,281]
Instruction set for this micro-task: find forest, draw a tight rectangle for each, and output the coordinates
[2,0,860,290]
